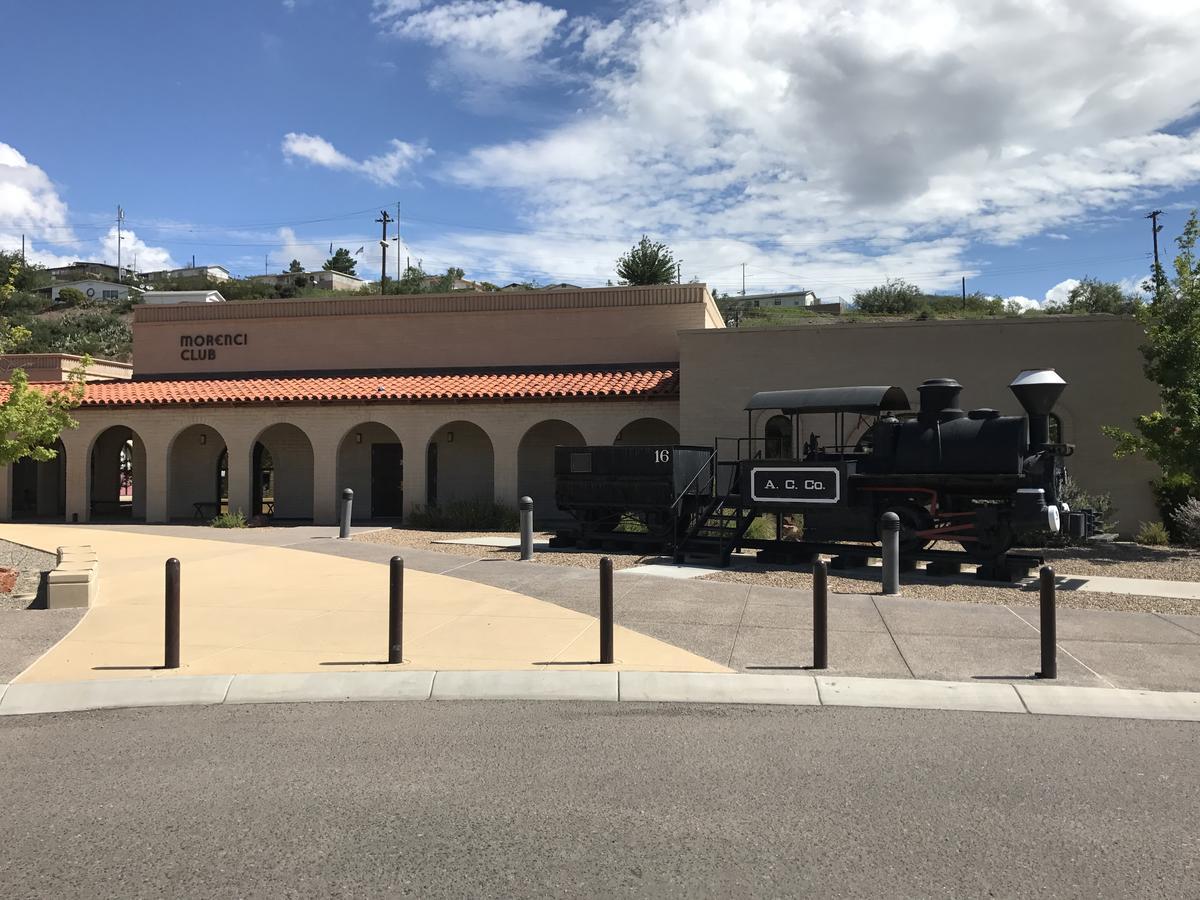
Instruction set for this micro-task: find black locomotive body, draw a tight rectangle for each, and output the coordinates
[552,369,1097,577]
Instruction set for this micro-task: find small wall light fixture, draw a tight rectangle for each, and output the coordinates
[355,432,363,444]
[199,432,207,446]
[447,431,454,443]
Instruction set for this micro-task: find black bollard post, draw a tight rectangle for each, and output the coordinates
[1036,565,1057,679]
[165,557,180,670]
[880,511,901,595]
[339,488,354,539]
[519,496,534,561]
[388,556,404,665]
[813,559,828,669]
[599,557,614,664]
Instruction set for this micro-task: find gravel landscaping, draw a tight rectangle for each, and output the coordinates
[355,529,659,571]
[1038,542,1200,582]
[0,539,55,611]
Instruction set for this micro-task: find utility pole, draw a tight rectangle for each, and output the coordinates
[264,254,269,276]
[1146,210,1164,294]
[741,263,746,296]
[116,205,125,280]
[375,209,393,295]
[677,260,682,284]
[20,234,25,266]
[961,276,966,310]
[396,201,402,281]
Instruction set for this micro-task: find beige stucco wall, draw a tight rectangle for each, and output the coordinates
[133,285,722,377]
[0,399,679,526]
[679,316,1162,534]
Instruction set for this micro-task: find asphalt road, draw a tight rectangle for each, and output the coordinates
[1,702,1197,899]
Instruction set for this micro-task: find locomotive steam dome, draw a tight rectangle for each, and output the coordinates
[917,377,965,424]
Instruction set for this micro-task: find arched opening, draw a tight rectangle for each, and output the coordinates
[252,423,314,522]
[337,423,403,521]
[11,439,66,520]
[613,417,679,445]
[518,419,585,524]
[167,425,228,521]
[425,421,494,510]
[765,414,793,459]
[89,426,146,520]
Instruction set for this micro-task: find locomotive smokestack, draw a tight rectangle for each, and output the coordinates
[1010,369,1066,450]
[917,378,963,426]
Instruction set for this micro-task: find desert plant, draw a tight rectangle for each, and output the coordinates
[210,510,247,529]
[1153,473,1198,542]
[1171,497,1200,547]
[1135,521,1171,546]
[744,514,777,540]
[407,500,519,531]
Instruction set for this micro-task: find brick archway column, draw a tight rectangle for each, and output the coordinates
[311,431,340,525]
[140,433,169,523]
[62,430,90,523]
[224,431,254,520]
[399,425,432,521]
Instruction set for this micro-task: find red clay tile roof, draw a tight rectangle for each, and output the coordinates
[21,367,679,408]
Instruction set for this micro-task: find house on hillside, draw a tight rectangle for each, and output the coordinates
[47,279,133,303]
[46,261,136,284]
[141,265,232,285]
[248,270,365,292]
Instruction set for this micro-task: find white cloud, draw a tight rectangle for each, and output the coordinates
[377,0,566,61]
[1043,278,1079,308]
[417,0,1200,296]
[374,0,568,101]
[0,141,175,272]
[281,132,429,185]
[98,227,176,273]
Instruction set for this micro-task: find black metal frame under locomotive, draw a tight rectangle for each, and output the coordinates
[551,369,1098,582]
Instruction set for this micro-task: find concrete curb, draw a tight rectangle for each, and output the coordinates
[0,671,1198,722]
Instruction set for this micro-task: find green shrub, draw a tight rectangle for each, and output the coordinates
[210,510,247,529]
[1017,474,1115,547]
[1135,521,1171,546]
[1153,474,1198,542]
[1170,498,1200,548]
[407,500,519,531]
[744,514,777,540]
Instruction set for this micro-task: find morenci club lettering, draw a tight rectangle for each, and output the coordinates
[179,333,248,361]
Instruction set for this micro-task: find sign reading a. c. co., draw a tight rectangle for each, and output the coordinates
[179,333,248,361]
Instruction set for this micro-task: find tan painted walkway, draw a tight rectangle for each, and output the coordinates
[2,525,727,683]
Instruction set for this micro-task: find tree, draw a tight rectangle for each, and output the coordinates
[1103,211,1200,490]
[852,279,923,314]
[616,235,677,285]
[323,247,357,276]
[1058,276,1141,315]
[0,313,86,465]
[287,259,304,273]
[57,287,88,307]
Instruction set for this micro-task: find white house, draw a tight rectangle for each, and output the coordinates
[141,290,226,305]
[141,265,232,284]
[50,280,131,303]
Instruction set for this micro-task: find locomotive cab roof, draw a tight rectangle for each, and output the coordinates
[745,385,911,415]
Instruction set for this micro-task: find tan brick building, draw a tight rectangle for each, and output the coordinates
[0,285,1162,534]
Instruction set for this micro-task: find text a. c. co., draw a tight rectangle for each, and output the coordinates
[179,333,249,361]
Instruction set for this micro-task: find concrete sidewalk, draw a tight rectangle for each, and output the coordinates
[302,537,1200,693]
[14,523,1200,693]
[0,525,725,683]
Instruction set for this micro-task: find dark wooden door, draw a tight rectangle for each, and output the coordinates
[371,443,404,518]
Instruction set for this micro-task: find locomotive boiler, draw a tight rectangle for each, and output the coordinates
[553,369,1097,579]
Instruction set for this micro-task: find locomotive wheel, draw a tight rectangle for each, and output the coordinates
[877,505,934,553]
[968,520,1014,559]
[582,509,621,534]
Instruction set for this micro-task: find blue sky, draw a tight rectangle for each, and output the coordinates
[3,0,1199,306]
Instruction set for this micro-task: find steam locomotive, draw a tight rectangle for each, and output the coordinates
[553,369,1097,578]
